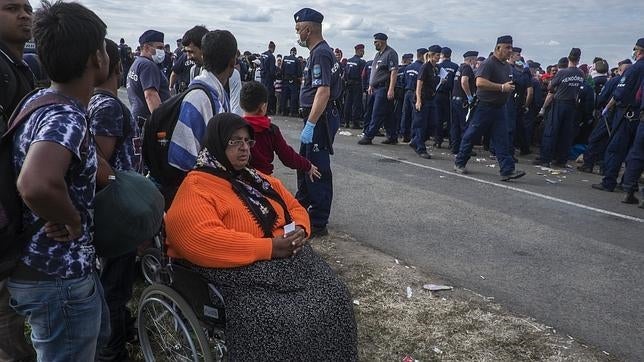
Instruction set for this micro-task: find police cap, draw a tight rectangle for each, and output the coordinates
[139,30,164,45]
[441,47,452,56]
[496,35,513,45]
[428,45,442,54]
[402,53,413,59]
[477,56,486,62]
[417,48,428,55]
[618,59,632,66]
[569,47,581,59]
[294,8,324,23]
[373,33,388,41]
[463,50,478,58]
[290,47,297,52]
[512,47,522,53]
[635,38,644,49]
[355,44,365,50]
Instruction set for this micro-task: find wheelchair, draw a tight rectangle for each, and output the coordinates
[136,228,228,361]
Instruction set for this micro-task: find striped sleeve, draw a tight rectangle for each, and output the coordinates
[168,89,218,171]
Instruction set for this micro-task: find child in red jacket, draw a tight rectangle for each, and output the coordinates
[241,81,320,180]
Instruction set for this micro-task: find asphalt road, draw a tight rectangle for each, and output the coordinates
[269,116,644,361]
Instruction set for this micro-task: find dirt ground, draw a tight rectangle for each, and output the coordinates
[309,230,617,362]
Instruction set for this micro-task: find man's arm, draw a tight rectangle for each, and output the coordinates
[461,76,472,98]
[169,71,178,90]
[387,69,397,100]
[17,142,81,228]
[307,86,330,124]
[144,88,162,113]
[525,86,534,109]
[476,77,514,93]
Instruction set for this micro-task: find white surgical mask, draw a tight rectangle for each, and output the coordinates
[296,29,309,48]
[153,49,165,64]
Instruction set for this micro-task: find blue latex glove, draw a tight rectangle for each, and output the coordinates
[601,107,609,117]
[300,121,316,144]
[467,95,474,103]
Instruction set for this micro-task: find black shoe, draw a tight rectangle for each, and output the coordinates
[358,137,373,145]
[310,226,328,238]
[418,152,431,159]
[577,165,593,173]
[591,183,613,192]
[381,138,398,145]
[622,192,639,204]
[402,136,411,143]
[501,170,526,181]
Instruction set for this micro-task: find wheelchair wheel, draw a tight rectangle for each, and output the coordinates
[141,248,163,285]
[137,284,213,362]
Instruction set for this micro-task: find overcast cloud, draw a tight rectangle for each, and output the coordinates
[68,0,641,68]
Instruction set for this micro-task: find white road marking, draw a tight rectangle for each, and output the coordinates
[372,153,644,224]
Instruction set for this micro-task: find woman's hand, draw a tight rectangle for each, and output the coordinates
[271,227,307,259]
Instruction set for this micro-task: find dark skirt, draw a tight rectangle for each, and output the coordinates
[193,245,358,361]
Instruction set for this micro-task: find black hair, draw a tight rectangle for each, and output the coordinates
[240,81,268,112]
[33,1,106,83]
[201,30,237,74]
[104,38,120,76]
[182,25,208,48]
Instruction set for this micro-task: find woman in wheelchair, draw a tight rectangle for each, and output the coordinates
[164,113,358,360]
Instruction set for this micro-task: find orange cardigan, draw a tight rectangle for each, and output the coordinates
[165,171,311,268]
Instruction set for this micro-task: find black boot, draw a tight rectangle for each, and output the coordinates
[622,192,639,204]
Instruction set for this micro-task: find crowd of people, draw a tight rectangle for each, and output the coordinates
[0,0,642,360]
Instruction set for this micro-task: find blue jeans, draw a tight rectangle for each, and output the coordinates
[8,272,110,362]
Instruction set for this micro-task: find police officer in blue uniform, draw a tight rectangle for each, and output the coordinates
[593,38,644,192]
[394,53,413,137]
[261,41,277,114]
[294,8,342,237]
[621,57,644,207]
[535,48,585,167]
[344,44,366,129]
[435,47,459,148]
[454,35,525,181]
[358,33,399,145]
[411,45,441,158]
[362,59,374,131]
[525,61,544,152]
[451,50,478,154]
[280,47,302,116]
[400,48,427,143]
[508,47,533,156]
[578,59,631,173]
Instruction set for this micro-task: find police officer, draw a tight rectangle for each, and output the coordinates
[261,41,277,114]
[593,38,644,192]
[435,47,459,148]
[508,47,533,156]
[358,33,399,145]
[578,59,632,173]
[294,8,342,237]
[362,59,374,131]
[454,35,525,181]
[344,44,366,129]
[525,61,544,152]
[411,45,441,158]
[394,53,412,137]
[450,50,478,154]
[126,29,171,127]
[400,48,427,143]
[535,48,585,167]
[621,62,644,207]
[280,47,302,116]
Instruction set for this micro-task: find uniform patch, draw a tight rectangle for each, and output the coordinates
[313,64,322,78]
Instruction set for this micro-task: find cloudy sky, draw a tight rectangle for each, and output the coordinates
[70,0,641,68]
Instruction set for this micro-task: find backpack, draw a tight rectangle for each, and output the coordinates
[0,91,74,279]
[142,83,215,206]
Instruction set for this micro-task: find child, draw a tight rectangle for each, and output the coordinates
[240,81,320,180]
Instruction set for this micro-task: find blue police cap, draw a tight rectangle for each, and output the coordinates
[463,50,478,58]
[402,53,413,59]
[441,47,452,56]
[636,38,644,49]
[512,47,522,53]
[477,56,486,61]
[373,33,388,41]
[294,8,324,23]
[496,35,513,45]
[417,48,428,55]
[618,59,632,66]
[528,61,541,69]
[139,30,164,45]
[355,44,365,50]
[428,45,442,53]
